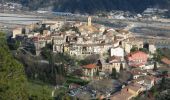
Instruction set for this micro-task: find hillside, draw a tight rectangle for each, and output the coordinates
[1,0,170,13]
[0,33,53,100]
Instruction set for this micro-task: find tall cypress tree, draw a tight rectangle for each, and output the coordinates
[111,68,117,79]
[153,62,157,71]
[120,63,123,72]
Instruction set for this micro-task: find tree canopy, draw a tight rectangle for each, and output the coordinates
[0,32,28,100]
[111,68,117,79]
[0,32,53,100]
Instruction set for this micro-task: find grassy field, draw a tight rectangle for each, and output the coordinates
[27,80,53,100]
[64,75,89,87]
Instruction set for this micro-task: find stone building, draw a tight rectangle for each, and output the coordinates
[82,64,98,77]
[12,27,23,38]
[122,37,143,53]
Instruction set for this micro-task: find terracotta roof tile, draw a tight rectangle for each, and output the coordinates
[82,64,97,69]
[127,51,147,57]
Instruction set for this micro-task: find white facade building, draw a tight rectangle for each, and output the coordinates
[110,47,124,57]
[149,44,156,54]
[12,28,23,38]
[139,63,160,70]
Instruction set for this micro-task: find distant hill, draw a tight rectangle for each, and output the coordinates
[1,0,170,13]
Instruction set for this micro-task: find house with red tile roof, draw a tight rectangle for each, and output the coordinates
[82,64,98,77]
[127,51,148,67]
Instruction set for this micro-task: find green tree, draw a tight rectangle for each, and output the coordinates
[139,48,149,54]
[120,63,123,72]
[111,68,117,79]
[0,32,29,100]
[41,43,52,59]
[0,32,53,100]
[96,68,99,76]
[160,71,168,89]
[130,46,138,53]
[150,86,158,97]
[79,54,99,65]
[8,39,20,50]
[153,62,157,71]
[153,49,163,62]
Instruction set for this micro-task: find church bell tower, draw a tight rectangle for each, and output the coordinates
[87,16,92,26]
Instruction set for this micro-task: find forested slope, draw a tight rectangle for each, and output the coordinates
[0,33,52,100]
[1,0,170,13]
[0,33,28,99]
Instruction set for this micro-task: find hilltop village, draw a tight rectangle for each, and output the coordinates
[11,17,170,100]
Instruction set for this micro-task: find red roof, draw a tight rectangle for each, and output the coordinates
[127,51,148,67]
[127,51,147,57]
[82,64,96,69]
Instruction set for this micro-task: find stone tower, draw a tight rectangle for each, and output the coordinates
[87,16,92,26]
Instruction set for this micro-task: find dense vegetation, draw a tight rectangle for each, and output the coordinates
[13,39,90,87]
[0,33,28,100]
[1,0,170,13]
[0,32,52,100]
[11,39,90,99]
